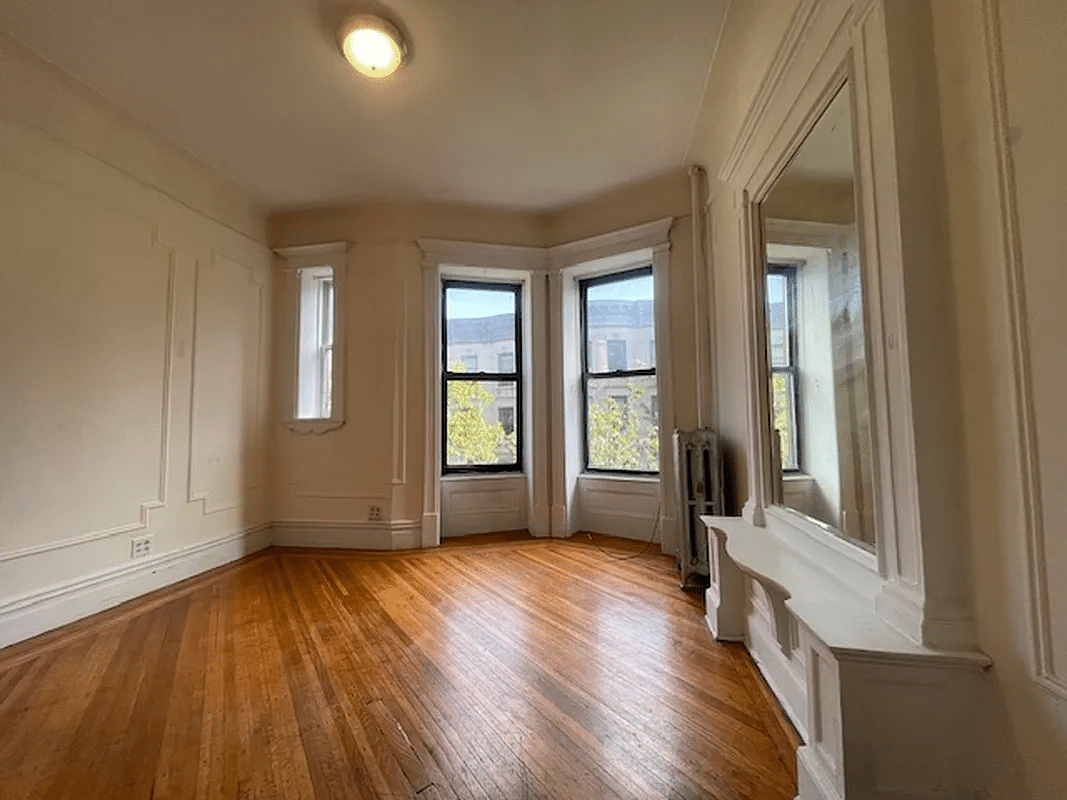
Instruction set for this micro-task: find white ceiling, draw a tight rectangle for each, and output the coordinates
[0,0,730,210]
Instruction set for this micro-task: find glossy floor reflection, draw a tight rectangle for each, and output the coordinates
[0,534,797,799]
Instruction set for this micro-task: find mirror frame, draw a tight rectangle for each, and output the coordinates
[744,61,886,573]
[718,0,976,649]
[759,79,876,551]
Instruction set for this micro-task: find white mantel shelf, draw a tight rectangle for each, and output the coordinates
[701,515,990,670]
[701,515,992,800]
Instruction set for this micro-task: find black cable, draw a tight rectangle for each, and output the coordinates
[585,501,662,561]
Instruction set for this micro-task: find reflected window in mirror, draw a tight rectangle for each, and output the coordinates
[761,82,876,550]
[767,265,799,471]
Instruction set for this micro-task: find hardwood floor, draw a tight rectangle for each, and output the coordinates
[0,535,797,799]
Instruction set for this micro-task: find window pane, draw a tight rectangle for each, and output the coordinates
[585,272,654,372]
[445,286,517,374]
[767,273,790,368]
[296,266,334,420]
[321,345,333,419]
[586,375,658,471]
[772,371,798,470]
[446,380,519,467]
[321,278,334,347]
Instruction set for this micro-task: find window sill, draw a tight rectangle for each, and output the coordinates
[441,472,525,482]
[578,472,659,484]
[283,418,345,435]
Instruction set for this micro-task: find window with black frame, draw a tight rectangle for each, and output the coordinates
[442,280,523,473]
[580,266,658,473]
[766,264,799,471]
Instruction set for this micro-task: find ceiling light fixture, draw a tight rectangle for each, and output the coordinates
[338,14,407,78]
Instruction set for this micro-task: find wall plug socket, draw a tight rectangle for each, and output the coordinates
[131,535,153,559]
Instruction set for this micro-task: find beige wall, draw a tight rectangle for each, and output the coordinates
[761,176,855,224]
[0,38,273,624]
[933,1,1067,797]
[267,203,544,529]
[267,176,697,533]
[691,0,1067,796]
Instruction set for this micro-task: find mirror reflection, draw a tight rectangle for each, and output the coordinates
[762,83,876,549]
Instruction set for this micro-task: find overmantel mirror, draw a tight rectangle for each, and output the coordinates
[757,79,877,552]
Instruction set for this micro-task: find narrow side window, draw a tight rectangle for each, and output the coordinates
[295,265,335,420]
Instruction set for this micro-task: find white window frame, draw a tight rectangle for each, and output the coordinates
[578,264,659,475]
[276,242,347,433]
[548,218,675,548]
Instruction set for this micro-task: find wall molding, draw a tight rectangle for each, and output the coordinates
[0,265,176,557]
[0,525,271,650]
[981,0,1063,699]
[0,174,177,561]
[417,239,547,271]
[718,0,823,185]
[291,492,390,501]
[271,520,421,551]
[187,250,268,514]
[547,218,674,269]
[392,276,410,486]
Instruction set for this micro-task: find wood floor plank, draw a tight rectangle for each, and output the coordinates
[0,536,797,799]
[412,548,789,799]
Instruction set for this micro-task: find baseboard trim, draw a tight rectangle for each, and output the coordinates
[581,515,662,547]
[529,503,551,538]
[0,524,271,650]
[272,519,421,551]
[797,745,840,800]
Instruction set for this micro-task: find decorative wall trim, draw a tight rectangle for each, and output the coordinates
[0,524,271,650]
[392,276,409,486]
[187,250,267,514]
[0,143,178,547]
[421,250,442,547]
[0,227,177,564]
[151,232,178,518]
[718,0,823,185]
[547,218,673,269]
[272,520,421,551]
[416,239,547,271]
[0,512,158,565]
[291,493,390,501]
[689,167,713,430]
[273,241,348,262]
[981,0,1063,699]
[764,218,855,249]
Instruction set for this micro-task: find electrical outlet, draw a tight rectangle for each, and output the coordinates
[368,505,382,521]
[130,535,153,559]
